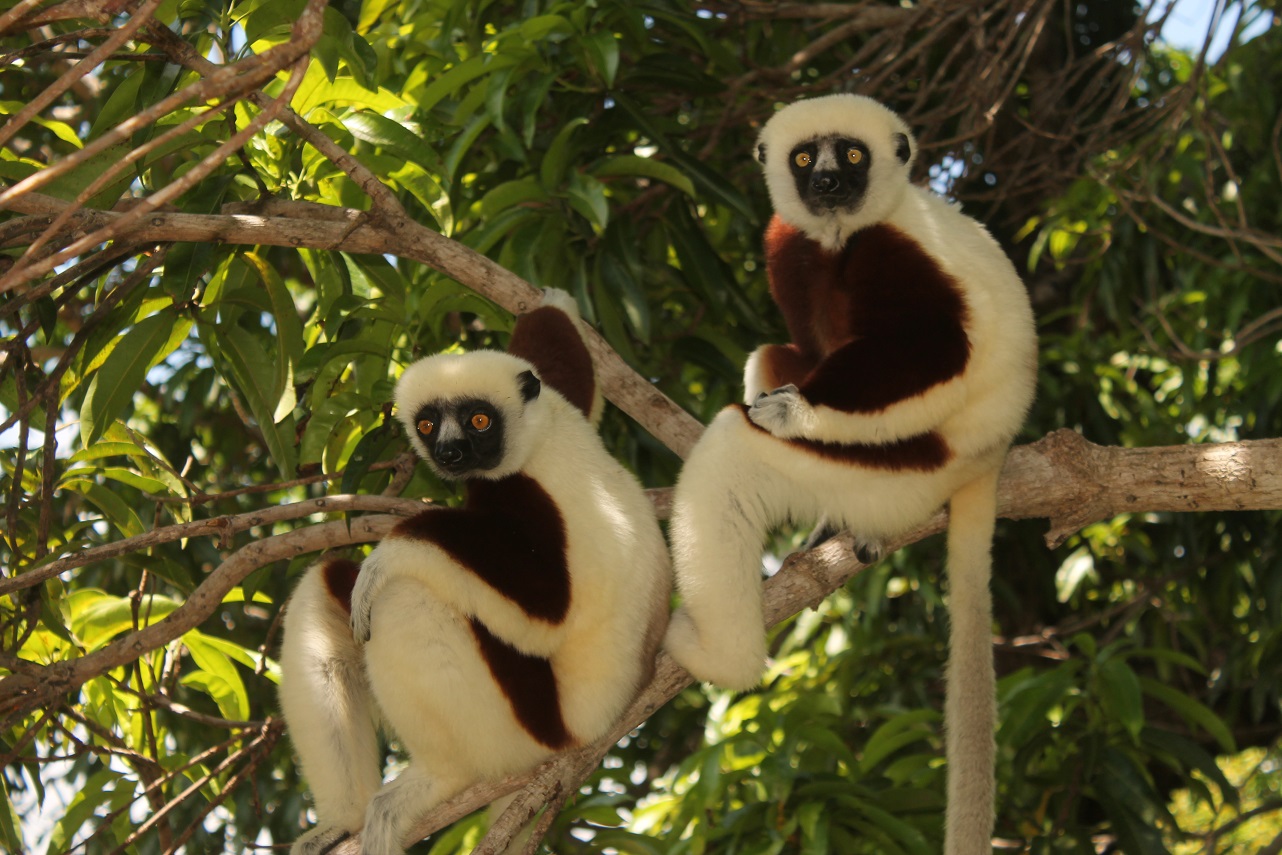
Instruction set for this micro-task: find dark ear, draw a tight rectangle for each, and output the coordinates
[892,133,911,165]
[756,142,767,164]
[518,370,541,402]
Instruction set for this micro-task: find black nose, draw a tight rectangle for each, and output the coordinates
[811,173,841,194]
[435,442,465,465]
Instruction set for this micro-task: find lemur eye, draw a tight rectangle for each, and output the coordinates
[847,147,863,164]
[470,412,492,431]
[794,151,812,168]
[417,419,435,436]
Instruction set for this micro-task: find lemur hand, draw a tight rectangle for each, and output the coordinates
[748,384,813,438]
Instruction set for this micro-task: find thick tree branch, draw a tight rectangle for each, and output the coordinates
[0,192,705,458]
[320,430,1282,853]
[0,494,430,597]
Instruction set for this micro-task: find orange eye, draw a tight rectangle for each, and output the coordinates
[470,412,491,431]
[794,151,812,168]
[417,419,435,436]
[847,147,863,164]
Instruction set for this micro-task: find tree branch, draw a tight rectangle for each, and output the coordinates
[321,429,1282,853]
[0,192,705,458]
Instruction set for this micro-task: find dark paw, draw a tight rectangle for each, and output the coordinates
[854,542,882,564]
[804,521,841,550]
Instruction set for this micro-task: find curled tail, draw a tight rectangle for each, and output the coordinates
[943,468,1000,855]
[279,559,383,845]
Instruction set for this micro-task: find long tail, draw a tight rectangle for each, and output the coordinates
[943,468,1000,855]
[278,559,383,835]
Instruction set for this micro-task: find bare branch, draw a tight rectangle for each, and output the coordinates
[0,192,706,458]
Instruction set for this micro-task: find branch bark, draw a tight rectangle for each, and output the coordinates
[322,429,1282,853]
[0,192,704,459]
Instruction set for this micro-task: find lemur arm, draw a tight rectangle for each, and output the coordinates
[750,308,971,443]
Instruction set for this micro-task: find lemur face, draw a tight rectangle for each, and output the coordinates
[787,136,873,215]
[395,352,544,482]
[755,95,917,245]
[410,398,508,477]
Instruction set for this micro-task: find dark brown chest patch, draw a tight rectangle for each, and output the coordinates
[507,305,596,419]
[734,405,951,472]
[764,216,823,360]
[321,558,361,614]
[469,619,572,750]
[763,218,974,415]
[390,474,571,623]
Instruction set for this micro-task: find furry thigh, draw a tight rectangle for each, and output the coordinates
[363,576,554,784]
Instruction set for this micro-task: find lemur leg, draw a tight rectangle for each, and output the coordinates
[278,563,382,852]
[360,765,466,855]
[942,468,1001,855]
[664,409,790,690]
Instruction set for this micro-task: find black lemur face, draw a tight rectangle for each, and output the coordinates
[412,398,506,477]
[410,371,541,478]
[788,136,872,215]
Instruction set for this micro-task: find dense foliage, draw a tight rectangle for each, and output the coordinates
[0,0,1279,852]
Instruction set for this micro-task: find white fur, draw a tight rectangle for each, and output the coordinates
[666,95,1037,855]
[757,93,916,252]
[280,293,671,855]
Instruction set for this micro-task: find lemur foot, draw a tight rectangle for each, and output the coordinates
[853,539,883,565]
[291,826,352,855]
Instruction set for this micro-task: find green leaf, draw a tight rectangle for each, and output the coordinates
[614,93,755,220]
[798,801,829,855]
[344,111,447,179]
[566,171,609,231]
[69,590,180,651]
[50,770,119,852]
[341,421,396,495]
[1054,545,1097,602]
[80,312,175,446]
[416,54,522,114]
[390,161,453,233]
[1096,658,1145,741]
[0,776,22,855]
[64,482,146,539]
[291,61,409,116]
[213,326,298,478]
[1139,677,1236,753]
[998,664,1079,748]
[592,154,697,197]
[859,710,939,774]
[581,30,621,87]
[1141,727,1240,810]
[59,466,168,496]
[518,14,574,42]
[182,629,251,721]
[299,390,365,466]
[540,116,589,190]
[479,177,549,219]
[847,799,932,855]
[240,252,302,419]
